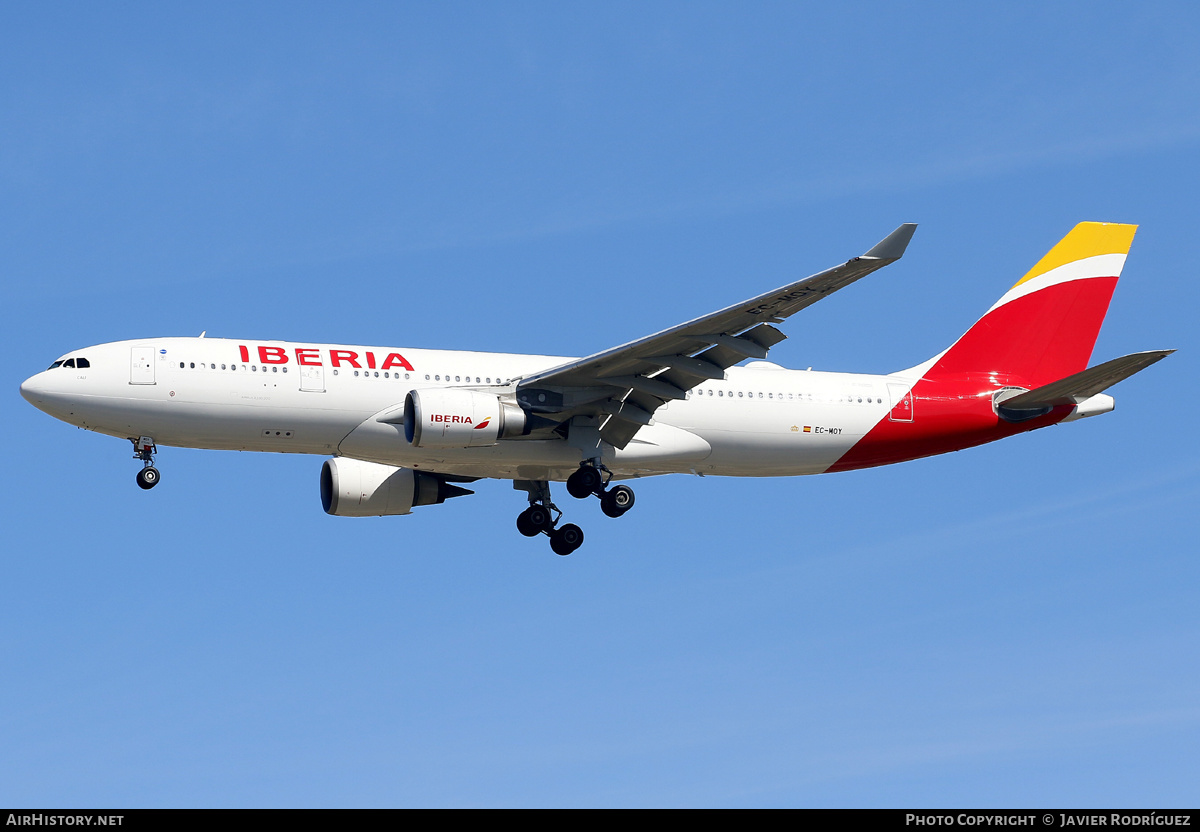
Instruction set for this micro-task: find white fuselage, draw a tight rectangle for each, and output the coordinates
[21,337,899,483]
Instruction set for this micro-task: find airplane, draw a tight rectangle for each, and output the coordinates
[19,221,1172,555]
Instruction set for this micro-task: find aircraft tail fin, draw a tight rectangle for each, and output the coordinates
[916,222,1138,388]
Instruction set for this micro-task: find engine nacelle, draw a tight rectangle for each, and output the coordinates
[403,388,526,449]
[320,458,471,517]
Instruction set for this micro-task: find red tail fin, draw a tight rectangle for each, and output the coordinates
[917,222,1137,388]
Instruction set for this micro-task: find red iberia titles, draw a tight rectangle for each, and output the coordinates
[237,345,414,371]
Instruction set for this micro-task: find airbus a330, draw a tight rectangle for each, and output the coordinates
[20,222,1170,555]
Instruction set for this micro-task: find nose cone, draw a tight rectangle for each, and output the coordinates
[19,372,45,406]
[20,371,68,420]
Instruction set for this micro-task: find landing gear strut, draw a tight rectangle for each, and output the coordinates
[514,480,584,556]
[514,464,636,556]
[567,462,635,518]
[131,436,160,490]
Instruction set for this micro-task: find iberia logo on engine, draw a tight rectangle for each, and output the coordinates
[431,414,472,424]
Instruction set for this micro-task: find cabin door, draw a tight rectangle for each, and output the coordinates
[887,383,913,422]
[300,364,325,392]
[130,347,155,385]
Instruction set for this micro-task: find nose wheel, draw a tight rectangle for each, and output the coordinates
[131,436,161,490]
[136,466,160,490]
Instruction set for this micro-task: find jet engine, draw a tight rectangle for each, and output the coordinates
[403,388,526,449]
[320,458,473,517]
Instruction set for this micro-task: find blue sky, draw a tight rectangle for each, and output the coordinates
[3,2,1198,808]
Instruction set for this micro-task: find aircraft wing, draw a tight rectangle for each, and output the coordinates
[515,223,918,448]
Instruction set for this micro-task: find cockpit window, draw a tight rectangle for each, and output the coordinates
[46,357,90,370]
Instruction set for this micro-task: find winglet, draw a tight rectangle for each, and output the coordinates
[863,223,918,261]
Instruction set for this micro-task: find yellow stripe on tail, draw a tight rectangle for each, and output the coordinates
[1011,222,1137,290]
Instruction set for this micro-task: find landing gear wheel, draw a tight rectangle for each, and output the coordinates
[517,505,553,537]
[527,504,552,532]
[600,485,635,518]
[550,523,584,556]
[136,466,160,490]
[516,508,539,537]
[567,466,603,499]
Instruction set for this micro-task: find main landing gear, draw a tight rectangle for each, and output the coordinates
[515,480,584,556]
[513,463,636,556]
[567,462,635,518]
[131,436,160,490]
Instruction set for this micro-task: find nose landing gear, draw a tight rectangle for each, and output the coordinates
[131,436,160,490]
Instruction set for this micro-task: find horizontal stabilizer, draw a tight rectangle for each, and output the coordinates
[998,350,1174,410]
